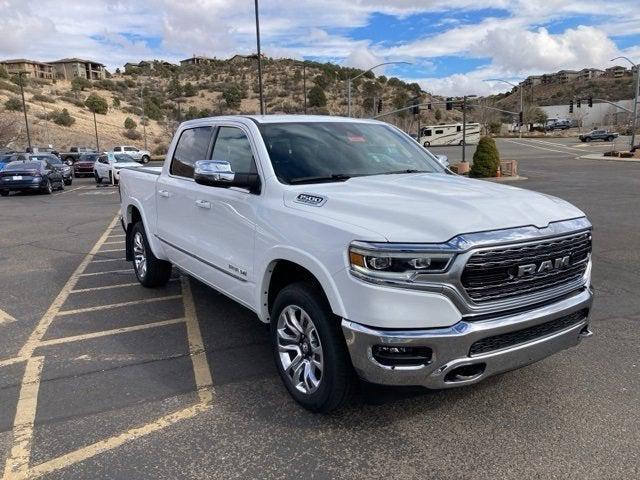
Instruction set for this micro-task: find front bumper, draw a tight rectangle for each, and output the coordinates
[342,287,593,389]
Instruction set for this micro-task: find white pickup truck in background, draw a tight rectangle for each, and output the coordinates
[112,145,151,163]
[119,115,593,412]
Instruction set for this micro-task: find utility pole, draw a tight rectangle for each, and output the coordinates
[140,86,147,150]
[93,111,100,151]
[302,62,307,114]
[15,72,32,150]
[254,0,264,114]
[462,96,467,163]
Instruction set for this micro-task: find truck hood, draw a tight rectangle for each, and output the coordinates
[283,173,585,243]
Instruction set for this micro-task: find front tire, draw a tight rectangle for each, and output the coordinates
[423,141,430,147]
[606,136,614,142]
[130,222,172,287]
[141,155,150,164]
[585,137,591,142]
[271,282,354,412]
[0,190,9,197]
[42,180,53,194]
[94,172,102,184]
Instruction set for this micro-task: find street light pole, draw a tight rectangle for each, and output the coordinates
[485,78,523,138]
[140,86,147,150]
[303,62,307,114]
[93,111,100,151]
[611,56,638,150]
[254,0,264,115]
[461,95,477,163]
[15,72,32,150]
[347,61,412,117]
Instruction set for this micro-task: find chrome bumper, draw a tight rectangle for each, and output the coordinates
[341,288,593,389]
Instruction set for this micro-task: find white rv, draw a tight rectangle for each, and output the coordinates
[419,123,480,146]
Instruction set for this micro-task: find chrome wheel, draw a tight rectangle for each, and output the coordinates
[277,305,324,394]
[133,231,147,279]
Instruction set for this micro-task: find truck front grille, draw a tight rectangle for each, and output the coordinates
[461,231,591,304]
[469,309,588,356]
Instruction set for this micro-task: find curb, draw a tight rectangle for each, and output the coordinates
[578,154,640,163]
[484,175,528,182]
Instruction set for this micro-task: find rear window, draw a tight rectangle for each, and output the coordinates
[5,161,42,171]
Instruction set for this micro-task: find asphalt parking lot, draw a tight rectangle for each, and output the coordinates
[1,139,639,480]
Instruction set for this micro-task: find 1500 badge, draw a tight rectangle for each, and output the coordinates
[294,193,326,207]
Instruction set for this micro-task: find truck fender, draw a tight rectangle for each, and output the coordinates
[123,199,166,261]
[256,246,347,323]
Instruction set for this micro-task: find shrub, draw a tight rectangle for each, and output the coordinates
[85,93,109,114]
[71,76,91,92]
[0,80,19,93]
[0,65,8,79]
[153,143,168,155]
[51,108,75,126]
[308,85,327,108]
[183,82,197,97]
[31,93,55,103]
[112,97,121,108]
[222,85,243,109]
[470,137,500,178]
[5,97,26,112]
[124,117,137,130]
[123,129,142,140]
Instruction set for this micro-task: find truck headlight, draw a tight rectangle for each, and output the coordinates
[349,242,455,282]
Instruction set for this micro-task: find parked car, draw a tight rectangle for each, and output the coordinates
[15,153,72,185]
[545,120,571,131]
[579,129,618,142]
[119,115,594,412]
[0,154,17,172]
[112,145,151,164]
[74,153,101,177]
[0,159,64,196]
[60,146,98,165]
[94,152,143,184]
[26,146,60,157]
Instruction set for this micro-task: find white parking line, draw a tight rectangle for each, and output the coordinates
[78,269,131,277]
[70,282,141,293]
[97,248,125,254]
[52,186,88,195]
[56,295,183,316]
[503,138,573,154]
[91,258,125,263]
[103,240,125,245]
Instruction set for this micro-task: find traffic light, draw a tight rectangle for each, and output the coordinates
[576,98,581,108]
[377,99,383,113]
[519,111,523,125]
[569,100,573,113]
[588,96,593,107]
[446,97,453,110]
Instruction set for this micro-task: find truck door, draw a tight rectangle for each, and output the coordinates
[188,125,258,305]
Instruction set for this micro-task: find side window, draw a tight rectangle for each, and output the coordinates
[211,127,256,173]
[425,129,432,137]
[124,146,136,152]
[435,129,444,134]
[170,127,213,178]
[113,147,121,152]
[456,125,461,132]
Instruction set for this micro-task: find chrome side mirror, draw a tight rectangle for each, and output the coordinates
[194,160,235,186]
[436,154,450,168]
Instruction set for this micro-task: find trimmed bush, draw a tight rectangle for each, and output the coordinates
[85,93,109,114]
[470,137,500,178]
[51,108,75,127]
[124,117,137,130]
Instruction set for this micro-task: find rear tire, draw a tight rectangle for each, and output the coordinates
[130,222,172,288]
[141,155,150,164]
[423,141,430,147]
[585,137,591,142]
[606,136,614,142]
[0,190,9,197]
[271,282,354,413]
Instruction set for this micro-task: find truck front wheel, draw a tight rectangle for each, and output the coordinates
[130,222,172,287]
[271,282,354,412]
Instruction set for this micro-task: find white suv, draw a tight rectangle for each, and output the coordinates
[112,145,151,164]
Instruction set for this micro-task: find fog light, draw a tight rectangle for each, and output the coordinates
[372,345,432,367]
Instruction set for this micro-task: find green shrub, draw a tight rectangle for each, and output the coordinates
[31,93,55,103]
[5,97,26,111]
[85,93,108,114]
[71,76,91,91]
[0,79,19,93]
[0,65,8,79]
[470,137,500,178]
[222,84,243,109]
[183,82,197,97]
[308,85,327,108]
[51,108,75,126]
[112,97,121,108]
[124,117,137,130]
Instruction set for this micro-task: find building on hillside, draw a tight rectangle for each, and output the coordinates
[50,58,106,80]
[0,59,54,79]
[180,55,215,66]
[123,60,176,73]
[228,53,267,63]
[604,66,631,78]
[554,70,579,84]
[520,75,542,87]
[540,73,555,85]
[577,68,604,82]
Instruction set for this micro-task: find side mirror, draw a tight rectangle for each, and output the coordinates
[436,154,450,168]
[194,160,260,193]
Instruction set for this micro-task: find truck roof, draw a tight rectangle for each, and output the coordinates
[179,115,385,128]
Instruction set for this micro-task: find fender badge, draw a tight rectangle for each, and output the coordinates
[294,193,326,207]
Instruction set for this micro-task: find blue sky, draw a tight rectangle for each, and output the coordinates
[2,0,640,96]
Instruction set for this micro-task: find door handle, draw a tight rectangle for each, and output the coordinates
[195,199,211,209]
[158,189,171,198]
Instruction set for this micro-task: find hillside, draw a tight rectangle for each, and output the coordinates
[0,57,457,153]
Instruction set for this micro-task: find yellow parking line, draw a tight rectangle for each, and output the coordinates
[78,269,131,277]
[182,277,214,403]
[39,318,186,347]
[3,356,45,478]
[0,356,27,368]
[56,295,183,316]
[70,282,140,293]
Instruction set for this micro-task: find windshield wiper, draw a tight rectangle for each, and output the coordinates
[288,174,352,185]
[379,169,430,175]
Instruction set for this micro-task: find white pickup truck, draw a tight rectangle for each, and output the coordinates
[112,145,151,164]
[119,115,593,412]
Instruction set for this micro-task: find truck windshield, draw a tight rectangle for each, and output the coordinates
[258,122,443,184]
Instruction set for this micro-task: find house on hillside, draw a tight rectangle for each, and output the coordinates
[577,68,604,82]
[520,75,542,87]
[124,60,176,73]
[50,58,106,80]
[604,66,631,78]
[229,53,267,63]
[554,70,579,84]
[180,55,215,66]
[0,59,54,79]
